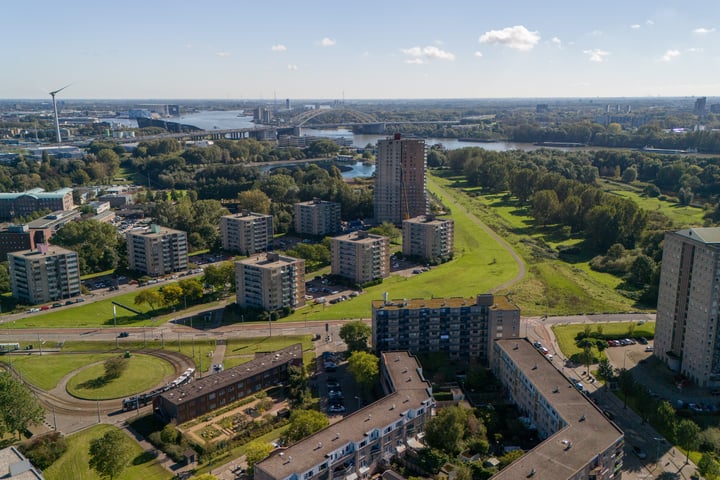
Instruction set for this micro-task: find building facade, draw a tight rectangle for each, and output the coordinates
[0,188,74,220]
[127,225,188,277]
[8,246,81,304]
[220,210,274,254]
[254,351,434,480]
[331,231,389,285]
[374,134,427,224]
[401,215,454,263]
[492,340,624,480]
[373,294,520,365]
[0,224,52,259]
[655,228,720,387]
[155,344,303,424]
[235,253,305,311]
[294,198,341,236]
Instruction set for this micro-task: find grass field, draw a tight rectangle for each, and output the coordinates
[0,353,114,390]
[65,354,174,400]
[43,424,170,480]
[552,321,656,358]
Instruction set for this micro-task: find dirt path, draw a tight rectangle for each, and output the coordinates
[427,176,526,292]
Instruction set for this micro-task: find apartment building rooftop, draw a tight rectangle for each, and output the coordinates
[492,340,623,479]
[161,344,302,407]
[334,231,385,244]
[257,351,433,479]
[674,227,720,244]
[373,294,517,312]
[9,245,75,258]
[239,252,300,268]
[129,224,183,237]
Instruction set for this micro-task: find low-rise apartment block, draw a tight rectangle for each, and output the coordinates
[254,350,434,480]
[8,245,81,304]
[402,215,454,263]
[294,198,341,236]
[373,294,520,365]
[220,210,273,254]
[235,253,305,311]
[0,188,74,220]
[127,225,188,276]
[492,339,624,480]
[155,344,303,424]
[331,231,389,285]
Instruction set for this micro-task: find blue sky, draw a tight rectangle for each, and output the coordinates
[2,1,719,99]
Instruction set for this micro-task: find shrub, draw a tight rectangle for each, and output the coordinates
[19,432,67,470]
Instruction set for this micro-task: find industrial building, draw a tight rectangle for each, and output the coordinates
[401,215,454,263]
[331,231,389,285]
[127,225,188,277]
[154,344,303,424]
[655,227,720,387]
[372,294,520,365]
[374,134,427,224]
[294,198,341,236]
[492,339,624,480]
[8,245,81,304]
[0,188,74,221]
[220,210,274,255]
[235,253,306,311]
[254,350,434,480]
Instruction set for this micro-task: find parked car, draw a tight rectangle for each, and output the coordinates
[118,332,129,338]
[52,303,62,308]
[328,404,346,413]
[638,337,648,345]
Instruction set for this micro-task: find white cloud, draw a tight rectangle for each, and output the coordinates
[630,24,641,29]
[215,52,230,57]
[687,47,703,53]
[479,25,540,51]
[271,44,287,52]
[404,58,424,65]
[287,64,298,71]
[646,19,654,25]
[660,49,681,62]
[550,37,562,48]
[319,37,336,47]
[693,27,716,34]
[401,45,456,61]
[474,51,483,58]
[583,49,609,62]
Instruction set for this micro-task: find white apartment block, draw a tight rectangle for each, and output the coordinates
[374,135,428,224]
[331,231,389,285]
[402,215,454,262]
[127,225,188,277]
[655,228,720,387]
[294,198,341,236]
[220,210,273,254]
[235,253,305,311]
[8,245,81,304]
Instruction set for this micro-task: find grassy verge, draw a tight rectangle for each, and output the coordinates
[552,321,655,358]
[0,353,114,390]
[65,354,174,400]
[43,424,170,480]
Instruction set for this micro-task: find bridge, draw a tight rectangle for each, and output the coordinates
[288,108,379,127]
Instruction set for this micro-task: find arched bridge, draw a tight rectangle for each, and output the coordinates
[289,108,379,127]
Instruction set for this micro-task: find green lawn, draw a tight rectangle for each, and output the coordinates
[0,353,114,390]
[552,321,656,358]
[43,424,170,480]
[65,354,174,400]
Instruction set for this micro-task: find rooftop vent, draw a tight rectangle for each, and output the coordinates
[579,414,586,422]
[366,414,372,422]
[528,468,536,477]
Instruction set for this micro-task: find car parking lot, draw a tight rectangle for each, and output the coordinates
[315,351,365,418]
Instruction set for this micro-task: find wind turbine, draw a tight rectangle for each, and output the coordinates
[49,84,70,143]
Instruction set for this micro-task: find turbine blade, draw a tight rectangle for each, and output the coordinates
[49,84,71,96]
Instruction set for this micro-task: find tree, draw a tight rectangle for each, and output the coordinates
[88,429,132,480]
[617,369,635,409]
[160,284,184,306]
[284,409,329,443]
[134,289,163,312]
[237,190,271,214]
[621,167,638,183]
[677,419,701,464]
[287,364,310,408]
[698,453,720,480]
[654,401,678,442]
[203,262,235,291]
[190,474,218,480]
[628,255,655,287]
[347,351,379,388]
[104,356,128,380]
[597,358,614,380]
[0,372,45,439]
[531,190,559,226]
[51,220,120,274]
[339,321,372,352]
[425,406,469,455]
[244,441,273,472]
[178,278,204,301]
[368,222,401,244]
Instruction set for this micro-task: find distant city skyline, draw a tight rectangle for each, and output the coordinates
[2,1,719,100]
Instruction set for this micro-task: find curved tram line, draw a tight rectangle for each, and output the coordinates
[15,350,196,416]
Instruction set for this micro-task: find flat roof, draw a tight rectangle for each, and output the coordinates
[238,253,302,269]
[491,340,623,479]
[257,351,433,479]
[403,215,452,225]
[222,211,271,220]
[8,245,76,259]
[372,295,518,312]
[127,225,184,238]
[0,446,43,479]
[333,231,387,244]
[160,344,303,407]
